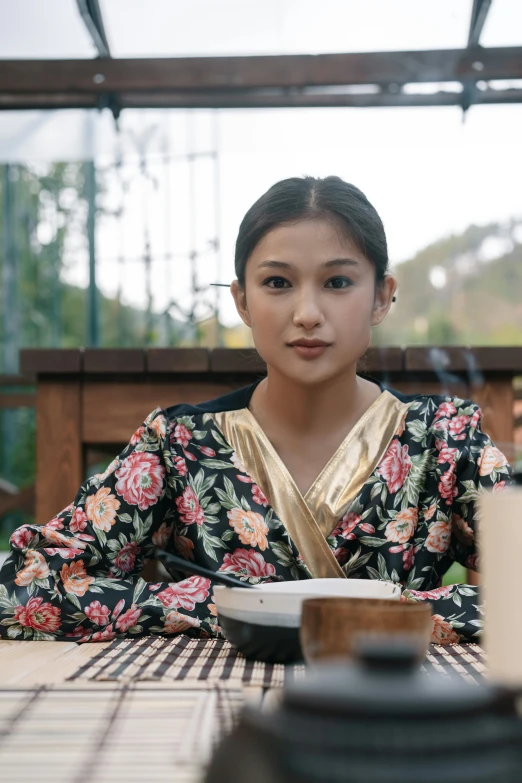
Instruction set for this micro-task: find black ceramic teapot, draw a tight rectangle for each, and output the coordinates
[206,642,522,783]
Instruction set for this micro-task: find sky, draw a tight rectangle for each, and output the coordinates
[0,0,521,327]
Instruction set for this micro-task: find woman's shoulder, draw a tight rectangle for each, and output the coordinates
[386,386,483,445]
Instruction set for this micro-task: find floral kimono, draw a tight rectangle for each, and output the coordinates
[0,379,511,644]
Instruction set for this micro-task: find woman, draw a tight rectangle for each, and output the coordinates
[0,176,511,644]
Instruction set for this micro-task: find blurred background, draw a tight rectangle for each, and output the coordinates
[0,0,521,564]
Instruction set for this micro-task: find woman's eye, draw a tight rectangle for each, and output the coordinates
[263,277,290,289]
[326,277,353,289]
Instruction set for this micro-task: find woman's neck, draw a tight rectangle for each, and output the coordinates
[249,367,381,440]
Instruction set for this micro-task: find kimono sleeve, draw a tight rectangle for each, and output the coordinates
[0,408,216,642]
[404,403,512,644]
[450,403,512,572]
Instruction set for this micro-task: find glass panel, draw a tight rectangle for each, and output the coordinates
[102,0,472,58]
[0,0,95,58]
[480,0,522,47]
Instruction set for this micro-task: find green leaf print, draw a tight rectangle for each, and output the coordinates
[200,459,237,471]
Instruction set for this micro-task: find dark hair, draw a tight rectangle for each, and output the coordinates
[234,175,388,286]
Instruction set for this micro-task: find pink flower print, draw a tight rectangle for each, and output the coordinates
[130,425,145,445]
[113,542,140,574]
[10,526,35,551]
[14,597,61,634]
[112,599,125,620]
[219,549,276,579]
[84,600,111,626]
[251,484,269,507]
[115,604,142,632]
[157,576,211,611]
[45,516,64,531]
[434,402,457,421]
[173,456,188,476]
[183,450,197,461]
[408,586,451,601]
[69,507,88,533]
[438,464,458,505]
[402,546,415,571]
[115,451,165,510]
[332,511,361,540]
[470,407,482,430]
[199,446,216,457]
[448,415,470,441]
[437,446,458,465]
[91,624,117,642]
[175,486,205,526]
[43,547,83,559]
[377,441,412,494]
[173,423,192,448]
[493,481,506,492]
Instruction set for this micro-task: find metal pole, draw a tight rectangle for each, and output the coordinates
[1,164,18,373]
[213,111,223,347]
[85,160,99,346]
[1,164,18,482]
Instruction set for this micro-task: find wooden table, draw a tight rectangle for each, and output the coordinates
[0,636,487,783]
[20,346,521,526]
[0,640,256,783]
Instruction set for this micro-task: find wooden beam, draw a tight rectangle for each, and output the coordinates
[0,47,521,95]
[1,87,522,111]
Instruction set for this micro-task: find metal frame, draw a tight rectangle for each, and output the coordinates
[0,46,521,113]
[76,0,111,59]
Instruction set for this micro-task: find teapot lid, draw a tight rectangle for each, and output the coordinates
[284,641,500,718]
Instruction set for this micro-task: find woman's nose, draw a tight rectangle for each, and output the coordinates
[292,291,325,329]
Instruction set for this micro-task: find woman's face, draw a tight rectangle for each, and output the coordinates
[231,217,396,386]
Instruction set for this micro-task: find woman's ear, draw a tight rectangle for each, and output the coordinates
[372,274,398,326]
[230,280,252,327]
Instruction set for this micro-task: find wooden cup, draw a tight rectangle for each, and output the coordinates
[300,597,432,664]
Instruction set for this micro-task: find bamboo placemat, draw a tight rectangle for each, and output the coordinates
[0,683,244,783]
[67,636,486,686]
[68,635,306,687]
[422,643,487,683]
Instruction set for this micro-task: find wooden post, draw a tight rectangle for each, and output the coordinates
[35,379,82,525]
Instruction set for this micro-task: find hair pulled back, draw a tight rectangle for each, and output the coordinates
[234,175,388,287]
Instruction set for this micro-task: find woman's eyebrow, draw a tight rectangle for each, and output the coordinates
[258,258,360,270]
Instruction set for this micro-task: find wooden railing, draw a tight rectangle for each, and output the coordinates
[0,346,521,527]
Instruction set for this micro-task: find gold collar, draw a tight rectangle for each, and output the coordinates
[211,390,409,578]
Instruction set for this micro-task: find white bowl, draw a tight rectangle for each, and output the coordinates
[213,578,401,628]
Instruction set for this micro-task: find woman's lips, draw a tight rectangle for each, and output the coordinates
[290,344,329,359]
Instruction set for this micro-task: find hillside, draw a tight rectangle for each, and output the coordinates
[375,220,522,346]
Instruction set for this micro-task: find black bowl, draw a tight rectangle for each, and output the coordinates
[219,613,303,663]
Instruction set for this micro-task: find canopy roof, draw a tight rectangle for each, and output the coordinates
[0,0,521,113]
[1,0,520,59]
